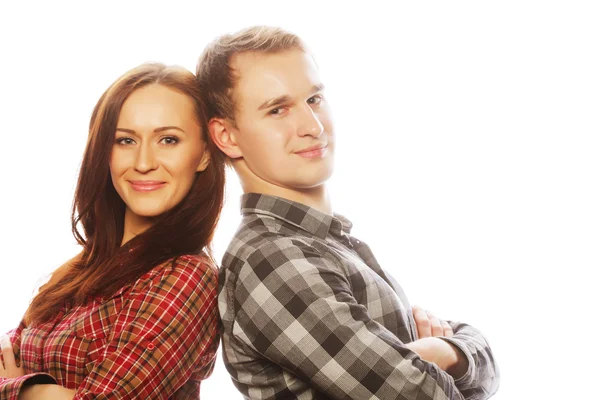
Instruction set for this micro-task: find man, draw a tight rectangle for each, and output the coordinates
[196,26,499,399]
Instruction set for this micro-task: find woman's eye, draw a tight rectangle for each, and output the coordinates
[116,137,135,145]
[269,107,283,115]
[160,136,179,145]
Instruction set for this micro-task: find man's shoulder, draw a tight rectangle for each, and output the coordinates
[221,213,332,273]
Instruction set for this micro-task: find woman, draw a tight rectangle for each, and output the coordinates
[0,63,225,399]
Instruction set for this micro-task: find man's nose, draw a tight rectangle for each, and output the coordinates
[298,104,324,138]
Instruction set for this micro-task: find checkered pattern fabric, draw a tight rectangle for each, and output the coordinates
[219,193,499,399]
[0,255,219,399]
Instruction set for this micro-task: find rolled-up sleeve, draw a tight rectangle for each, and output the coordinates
[439,322,500,400]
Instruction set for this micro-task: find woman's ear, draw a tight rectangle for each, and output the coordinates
[196,149,211,172]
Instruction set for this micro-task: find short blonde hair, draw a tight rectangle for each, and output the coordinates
[196,26,306,123]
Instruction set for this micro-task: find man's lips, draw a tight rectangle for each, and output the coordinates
[295,144,328,158]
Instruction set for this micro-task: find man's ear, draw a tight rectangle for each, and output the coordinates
[208,117,243,159]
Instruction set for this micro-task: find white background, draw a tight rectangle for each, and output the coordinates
[1,1,598,399]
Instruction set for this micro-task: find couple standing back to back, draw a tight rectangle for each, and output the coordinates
[0,26,499,400]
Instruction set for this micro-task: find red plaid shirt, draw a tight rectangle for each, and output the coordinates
[0,254,219,399]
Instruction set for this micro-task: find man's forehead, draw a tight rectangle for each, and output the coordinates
[231,50,321,104]
[230,48,308,70]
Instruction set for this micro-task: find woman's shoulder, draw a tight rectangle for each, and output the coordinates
[136,254,218,289]
[93,254,217,309]
[175,254,218,273]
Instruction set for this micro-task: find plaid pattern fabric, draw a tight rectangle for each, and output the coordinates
[0,255,219,400]
[219,193,499,400]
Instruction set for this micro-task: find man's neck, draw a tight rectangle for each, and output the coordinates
[253,185,332,215]
[238,175,332,215]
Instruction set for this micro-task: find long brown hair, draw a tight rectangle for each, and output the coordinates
[25,63,225,326]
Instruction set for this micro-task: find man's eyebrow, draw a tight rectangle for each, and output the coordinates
[257,84,325,111]
[311,83,325,94]
[258,95,292,111]
[115,126,185,134]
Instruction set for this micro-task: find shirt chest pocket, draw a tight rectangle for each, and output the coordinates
[51,300,122,377]
[69,294,124,338]
[68,298,125,371]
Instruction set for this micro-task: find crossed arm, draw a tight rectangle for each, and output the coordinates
[228,240,499,399]
[1,335,72,399]
[1,260,219,400]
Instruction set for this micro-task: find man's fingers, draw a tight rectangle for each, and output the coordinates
[412,305,432,338]
[426,310,444,337]
[441,320,454,337]
[413,306,453,338]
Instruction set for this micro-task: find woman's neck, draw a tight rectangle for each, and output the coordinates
[121,208,154,246]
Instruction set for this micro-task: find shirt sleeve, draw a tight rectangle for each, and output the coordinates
[354,240,500,399]
[230,240,465,400]
[438,322,500,400]
[72,257,220,399]
[0,323,58,400]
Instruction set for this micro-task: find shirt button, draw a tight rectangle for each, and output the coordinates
[147,343,155,350]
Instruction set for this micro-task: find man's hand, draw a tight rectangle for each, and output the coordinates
[406,337,468,378]
[0,334,24,379]
[408,306,468,379]
[412,305,453,338]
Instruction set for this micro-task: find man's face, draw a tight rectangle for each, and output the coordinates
[229,49,335,191]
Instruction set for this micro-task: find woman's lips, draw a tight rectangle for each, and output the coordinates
[128,181,166,192]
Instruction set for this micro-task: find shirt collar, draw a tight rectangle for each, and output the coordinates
[240,193,352,239]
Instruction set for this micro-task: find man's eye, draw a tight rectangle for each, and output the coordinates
[307,95,323,105]
[269,108,283,115]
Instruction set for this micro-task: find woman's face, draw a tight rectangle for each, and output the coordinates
[109,84,209,229]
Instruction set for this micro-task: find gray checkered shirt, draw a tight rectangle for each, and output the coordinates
[219,194,499,399]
